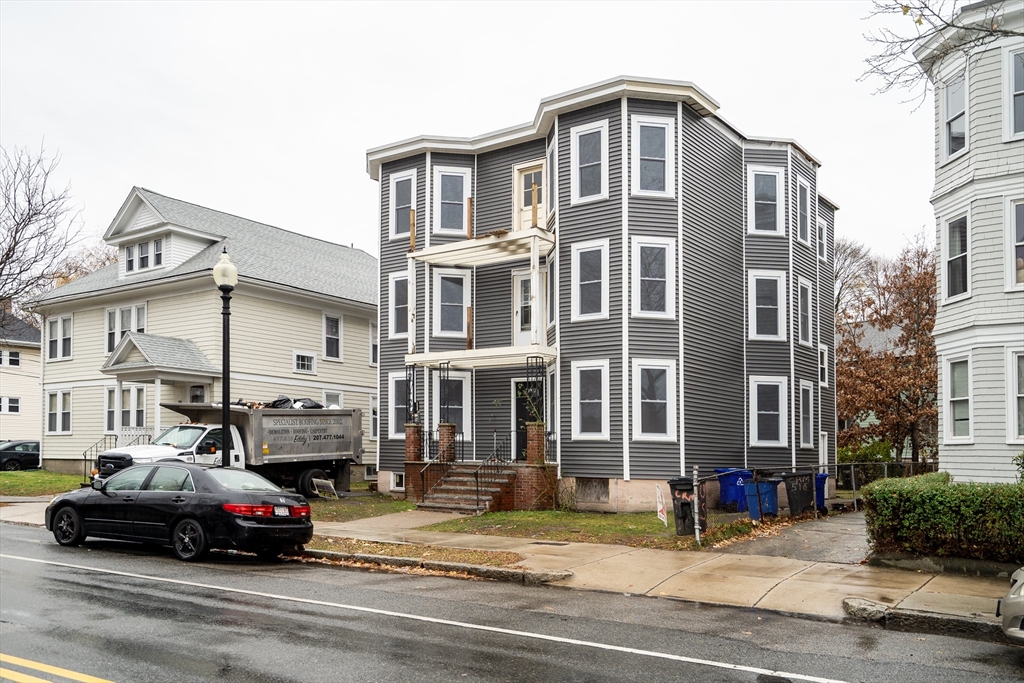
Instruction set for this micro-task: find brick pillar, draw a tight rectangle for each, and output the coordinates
[438,423,457,462]
[526,422,546,465]
[405,423,422,462]
[404,422,423,502]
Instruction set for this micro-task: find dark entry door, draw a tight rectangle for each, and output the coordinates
[514,381,530,461]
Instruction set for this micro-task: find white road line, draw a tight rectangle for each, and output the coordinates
[1,554,848,683]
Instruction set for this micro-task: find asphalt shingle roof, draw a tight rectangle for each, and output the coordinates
[0,311,41,345]
[103,332,219,375]
[34,188,377,307]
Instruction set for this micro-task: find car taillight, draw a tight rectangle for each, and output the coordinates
[222,504,274,517]
[291,505,311,518]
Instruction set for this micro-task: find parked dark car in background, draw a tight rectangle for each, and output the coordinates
[0,440,41,471]
[45,463,313,561]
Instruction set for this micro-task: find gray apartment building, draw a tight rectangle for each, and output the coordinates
[367,76,837,511]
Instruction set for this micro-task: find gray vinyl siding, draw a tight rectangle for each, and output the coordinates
[791,151,821,469]
[475,260,522,349]
[818,201,837,467]
[379,155,426,472]
[474,367,521,460]
[476,139,547,236]
[558,99,625,479]
[429,153,477,247]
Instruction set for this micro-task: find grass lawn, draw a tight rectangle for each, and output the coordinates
[0,471,85,497]
[304,535,524,567]
[309,494,415,523]
[422,509,758,552]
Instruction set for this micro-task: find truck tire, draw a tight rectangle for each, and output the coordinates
[297,468,327,498]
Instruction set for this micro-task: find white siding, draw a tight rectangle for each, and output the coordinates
[0,344,41,441]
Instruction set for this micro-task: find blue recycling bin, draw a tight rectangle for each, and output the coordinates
[714,468,752,512]
[815,473,830,513]
[745,479,781,520]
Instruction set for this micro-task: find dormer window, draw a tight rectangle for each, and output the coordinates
[124,238,165,274]
[139,242,149,269]
[125,246,135,272]
[154,239,163,266]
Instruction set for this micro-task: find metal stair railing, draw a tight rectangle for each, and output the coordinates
[419,430,466,500]
[81,435,118,484]
[469,434,515,511]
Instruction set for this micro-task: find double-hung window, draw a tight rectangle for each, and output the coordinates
[389,274,409,338]
[5,351,19,366]
[817,219,827,260]
[797,177,811,245]
[749,376,787,447]
[433,268,471,337]
[798,278,812,346]
[105,304,147,354]
[154,238,163,266]
[370,395,378,440]
[125,245,135,272]
[47,390,72,434]
[631,115,674,198]
[631,236,675,318]
[434,167,471,234]
[47,316,72,360]
[119,386,146,428]
[945,73,966,157]
[1,397,20,413]
[632,358,676,441]
[748,167,784,235]
[945,214,969,299]
[1010,351,1024,442]
[388,372,408,439]
[138,242,149,269]
[324,315,341,360]
[748,271,786,341]
[570,120,609,205]
[800,381,814,449]
[819,344,829,387]
[433,371,471,439]
[1009,48,1024,138]
[1010,198,1024,288]
[370,323,378,365]
[572,359,609,440]
[390,169,416,238]
[947,357,971,440]
[105,388,116,432]
[571,239,609,322]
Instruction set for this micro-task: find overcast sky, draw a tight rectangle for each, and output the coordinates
[0,1,934,261]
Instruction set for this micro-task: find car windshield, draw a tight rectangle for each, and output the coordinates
[207,468,282,492]
[153,425,207,449]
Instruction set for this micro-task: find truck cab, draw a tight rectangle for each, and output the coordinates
[94,423,244,480]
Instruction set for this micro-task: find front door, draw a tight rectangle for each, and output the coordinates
[512,272,544,346]
[513,381,531,461]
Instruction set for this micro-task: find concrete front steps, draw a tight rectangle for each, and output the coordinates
[416,465,517,515]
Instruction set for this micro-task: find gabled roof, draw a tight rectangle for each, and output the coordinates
[836,322,904,355]
[101,332,219,376]
[0,311,41,347]
[32,188,377,308]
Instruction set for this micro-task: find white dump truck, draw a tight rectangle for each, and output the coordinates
[93,402,364,497]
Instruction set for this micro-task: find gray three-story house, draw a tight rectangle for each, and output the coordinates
[368,77,837,511]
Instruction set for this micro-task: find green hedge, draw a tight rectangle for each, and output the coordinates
[863,472,1024,564]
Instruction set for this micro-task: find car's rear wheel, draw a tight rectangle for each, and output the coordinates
[172,518,208,562]
[2,459,21,471]
[53,507,85,546]
[297,468,327,498]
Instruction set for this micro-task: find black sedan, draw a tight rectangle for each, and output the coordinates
[45,463,313,561]
[0,440,41,470]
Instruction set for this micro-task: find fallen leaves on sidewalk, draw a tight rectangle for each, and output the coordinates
[304,535,524,567]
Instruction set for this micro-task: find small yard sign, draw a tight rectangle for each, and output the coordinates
[656,484,667,527]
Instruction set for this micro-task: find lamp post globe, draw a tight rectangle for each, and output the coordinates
[214,249,237,467]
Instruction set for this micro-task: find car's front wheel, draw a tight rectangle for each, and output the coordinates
[52,507,85,546]
[171,518,208,562]
[2,459,21,471]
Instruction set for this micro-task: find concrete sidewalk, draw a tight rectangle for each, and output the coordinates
[2,499,1012,639]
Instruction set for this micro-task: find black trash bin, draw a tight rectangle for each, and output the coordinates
[780,471,814,516]
[667,477,696,536]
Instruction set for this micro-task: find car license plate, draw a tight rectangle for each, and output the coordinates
[273,506,290,517]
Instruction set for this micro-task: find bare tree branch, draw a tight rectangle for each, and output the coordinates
[0,144,83,307]
[834,235,874,319]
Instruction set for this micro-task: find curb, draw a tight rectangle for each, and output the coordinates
[842,597,1006,643]
[867,553,1020,579]
[301,548,573,585]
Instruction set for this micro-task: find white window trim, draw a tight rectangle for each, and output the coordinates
[817,218,827,261]
[388,272,409,340]
[432,267,471,338]
[512,159,547,229]
[1003,45,1024,142]
[798,277,813,347]
[118,384,146,429]
[570,238,610,323]
[46,389,72,435]
[747,165,785,236]
[322,313,343,362]
[104,304,147,356]
[747,270,787,342]
[631,358,677,442]
[547,258,556,328]
[388,371,407,440]
[943,353,973,445]
[571,359,610,441]
[800,381,814,449]
[388,168,417,240]
[46,314,73,362]
[569,119,610,206]
[431,370,473,441]
[370,394,379,441]
[1006,347,1024,445]
[940,70,969,165]
[369,322,379,366]
[796,176,811,246]
[0,397,21,413]
[104,387,116,434]
[819,343,829,388]
[293,350,317,375]
[547,137,557,216]
[941,209,972,304]
[630,114,675,199]
[1006,196,1024,292]
[323,391,343,409]
[391,471,406,491]
[749,376,788,447]
[630,236,676,319]
[433,165,472,235]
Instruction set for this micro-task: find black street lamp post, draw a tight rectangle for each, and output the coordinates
[213,249,238,467]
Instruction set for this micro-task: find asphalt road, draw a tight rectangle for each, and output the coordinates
[0,524,1020,683]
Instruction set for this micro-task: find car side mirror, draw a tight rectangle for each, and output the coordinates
[202,440,217,453]
[91,480,104,491]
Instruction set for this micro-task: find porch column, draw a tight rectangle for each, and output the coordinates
[530,235,540,346]
[153,378,162,436]
[115,378,123,442]
[438,422,457,463]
